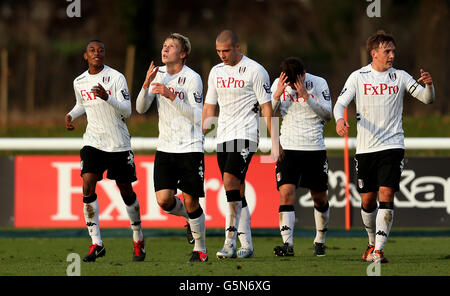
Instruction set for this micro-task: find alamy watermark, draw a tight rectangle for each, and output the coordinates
[366,261,381,276]
[66,0,81,18]
[66,253,81,276]
[366,0,381,18]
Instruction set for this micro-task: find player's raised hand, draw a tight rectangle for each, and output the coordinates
[294,74,309,101]
[273,72,288,100]
[143,61,159,89]
[91,83,108,101]
[336,118,349,137]
[417,69,433,86]
[151,82,176,101]
[65,114,75,131]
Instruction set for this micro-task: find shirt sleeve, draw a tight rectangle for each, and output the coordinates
[334,72,357,122]
[204,69,218,105]
[307,78,332,121]
[270,79,281,112]
[68,82,86,121]
[252,66,272,105]
[106,74,132,118]
[402,70,435,104]
[136,87,156,114]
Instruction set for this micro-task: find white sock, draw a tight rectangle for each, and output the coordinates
[83,199,102,246]
[189,212,207,253]
[237,205,253,250]
[361,206,378,246]
[125,198,144,242]
[225,201,242,246]
[313,205,330,244]
[375,208,394,251]
[279,210,295,246]
[165,196,188,219]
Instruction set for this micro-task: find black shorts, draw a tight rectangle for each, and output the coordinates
[153,151,205,198]
[80,145,137,183]
[354,148,405,193]
[275,150,328,192]
[217,139,257,182]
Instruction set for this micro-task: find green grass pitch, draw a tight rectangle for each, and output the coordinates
[0,234,448,276]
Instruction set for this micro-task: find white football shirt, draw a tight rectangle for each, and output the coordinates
[69,65,132,152]
[335,64,434,154]
[205,55,272,144]
[271,73,332,151]
[136,65,203,153]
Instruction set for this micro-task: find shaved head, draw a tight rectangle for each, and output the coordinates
[216,30,240,46]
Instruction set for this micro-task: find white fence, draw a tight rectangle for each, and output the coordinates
[0,137,449,151]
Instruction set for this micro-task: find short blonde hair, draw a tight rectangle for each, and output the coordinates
[216,30,240,46]
[167,33,191,63]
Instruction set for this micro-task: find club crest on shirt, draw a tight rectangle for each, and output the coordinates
[178,77,186,85]
[193,91,202,103]
[306,81,313,90]
[322,90,331,101]
[276,172,282,182]
[389,72,397,82]
[121,89,130,100]
[239,66,246,74]
[102,76,111,84]
[241,147,250,163]
[358,179,364,189]
[198,163,204,181]
[263,83,272,94]
[323,160,329,173]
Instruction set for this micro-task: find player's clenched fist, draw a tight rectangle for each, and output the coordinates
[65,114,75,131]
[91,83,108,101]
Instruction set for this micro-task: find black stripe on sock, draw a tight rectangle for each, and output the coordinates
[379,202,394,209]
[83,193,97,204]
[314,202,329,213]
[241,196,248,208]
[122,192,137,206]
[361,204,377,213]
[226,190,241,202]
[279,205,295,212]
[187,206,203,220]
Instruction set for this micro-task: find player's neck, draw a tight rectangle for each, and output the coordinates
[370,62,390,73]
[165,62,183,75]
[229,54,243,67]
[88,64,105,75]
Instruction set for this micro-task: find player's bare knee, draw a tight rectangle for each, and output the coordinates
[379,186,395,202]
[184,196,199,212]
[156,196,174,211]
[311,191,328,208]
[223,174,241,191]
[279,185,296,205]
